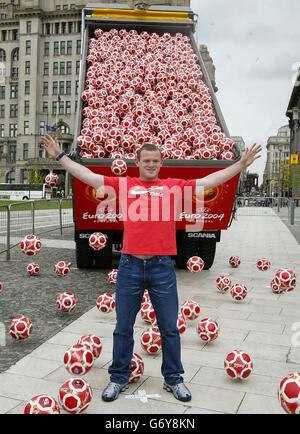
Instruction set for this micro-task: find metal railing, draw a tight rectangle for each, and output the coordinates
[0,199,74,260]
[235,196,298,218]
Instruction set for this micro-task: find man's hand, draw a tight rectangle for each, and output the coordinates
[40,134,61,159]
[240,143,262,169]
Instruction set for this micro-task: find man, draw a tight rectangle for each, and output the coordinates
[41,135,261,402]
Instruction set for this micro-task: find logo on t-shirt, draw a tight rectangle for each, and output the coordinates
[129,186,164,198]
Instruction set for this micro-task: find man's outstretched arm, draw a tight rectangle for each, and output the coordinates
[40,135,104,189]
[196,143,262,191]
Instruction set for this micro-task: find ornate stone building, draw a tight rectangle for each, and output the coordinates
[0,0,216,186]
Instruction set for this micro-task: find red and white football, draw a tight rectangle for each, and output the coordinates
[278,372,300,414]
[224,350,253,380]
[58,378,92,414]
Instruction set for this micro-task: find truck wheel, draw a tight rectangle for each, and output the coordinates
[76,240,94,269]
[198,239,216,270]
[94,232,113,269]
[175,231,199,269]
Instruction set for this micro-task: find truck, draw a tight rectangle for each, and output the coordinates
[71,2,240,270]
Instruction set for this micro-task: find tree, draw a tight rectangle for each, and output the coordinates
[28,169,48,184]
[279,161,300,196]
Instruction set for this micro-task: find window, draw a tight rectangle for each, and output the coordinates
[12,29,18,40]
[42,101,48,114]
[67,40,72,55]
[9,123,18,138]
[52,101,58,115]
[11,67,18,80]
[7,168,16,182]
[0,123,4,137]
[10,104,17,118]
[70,4,76,9]
[68,22,73,33]
[25,80,30,95]
[63,5,68,10]
[75,100,78,113]
[56,5,61,10]
[60,41,65,55]
[24,120,29,135]
[12,48,19,61]
[43,62,49,76]
[59,123,70,134]
[53,62,59,75]
[59,81,64,95]
[0,104,4,118]
[1,30,7,41]
[66,81,71,95]
[75,80,79,95]
[21,169,28,183]
[53,81,58,95]
[9,147,16,164]
[0,86,5,99]
[54,41,59,56]
[0,48,6,62]
[66,101,71,114]
[60,61,65,75]
[76,60,80,75]
[23,143,29,160]
[39,121,45,135]
[76,39,81,55]
[66,61,72,75]
[43,81,48,96]
[25,60,30,74]
[45,23,50,35]
[26,21,32,34]
[62,22,66,34]
[25,40,31,55]
[59,100,64,114]
[10,84,18,98]
[44,42,49,56]
[55,23,60,34]
[24,100,29,115]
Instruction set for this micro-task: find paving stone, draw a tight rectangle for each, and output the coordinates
[0,396,23,414]
[237,393,283,414]
[6,357,62,379]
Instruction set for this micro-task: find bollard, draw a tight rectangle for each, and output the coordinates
[6,206,10,261]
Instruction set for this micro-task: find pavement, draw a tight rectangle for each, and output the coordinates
[0,207,300,415]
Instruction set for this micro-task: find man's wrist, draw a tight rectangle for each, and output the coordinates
[55,151,65,161]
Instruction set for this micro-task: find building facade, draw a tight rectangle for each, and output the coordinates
[230,135,246,194]
[263,125,291,197]
[0,0,216,188]
[286,68,300,201]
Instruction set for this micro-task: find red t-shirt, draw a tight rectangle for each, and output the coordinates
[103,176,196,255]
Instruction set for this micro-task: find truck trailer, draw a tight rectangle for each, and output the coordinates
[71,3,240,270]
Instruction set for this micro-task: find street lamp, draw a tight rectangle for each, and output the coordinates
[290,108,300,225]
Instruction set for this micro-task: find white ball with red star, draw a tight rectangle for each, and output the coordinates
[64,344,94,375]
[24,395,60,414]
[10,315,33,340]
[181,299,201,321]
[197,318,219,342]
[58,378,92,414]
[140,301,156,324]
[216,275,231,293]
[257,258,271,271]
[108,269,118,284]
[26,262,40,276]
[56,291,78,313]
[20,234,42,257]
[229,256,241,268]
[187,256,205,273]
[77,334,102,359]
[54,261,71,277]
[278,372,300,414]
[129,352,144,383]
[140,327,161,354]
[224,350,253,380]
[111,159,127,176]
[230,284,248,301]
[96,293,115,313]
[88,232,107,251]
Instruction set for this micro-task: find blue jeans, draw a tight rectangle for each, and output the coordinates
[108,254,184,385]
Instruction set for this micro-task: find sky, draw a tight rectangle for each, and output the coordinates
[191,0,300,182]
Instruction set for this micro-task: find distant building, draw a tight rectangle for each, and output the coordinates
[286,68,300,201]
